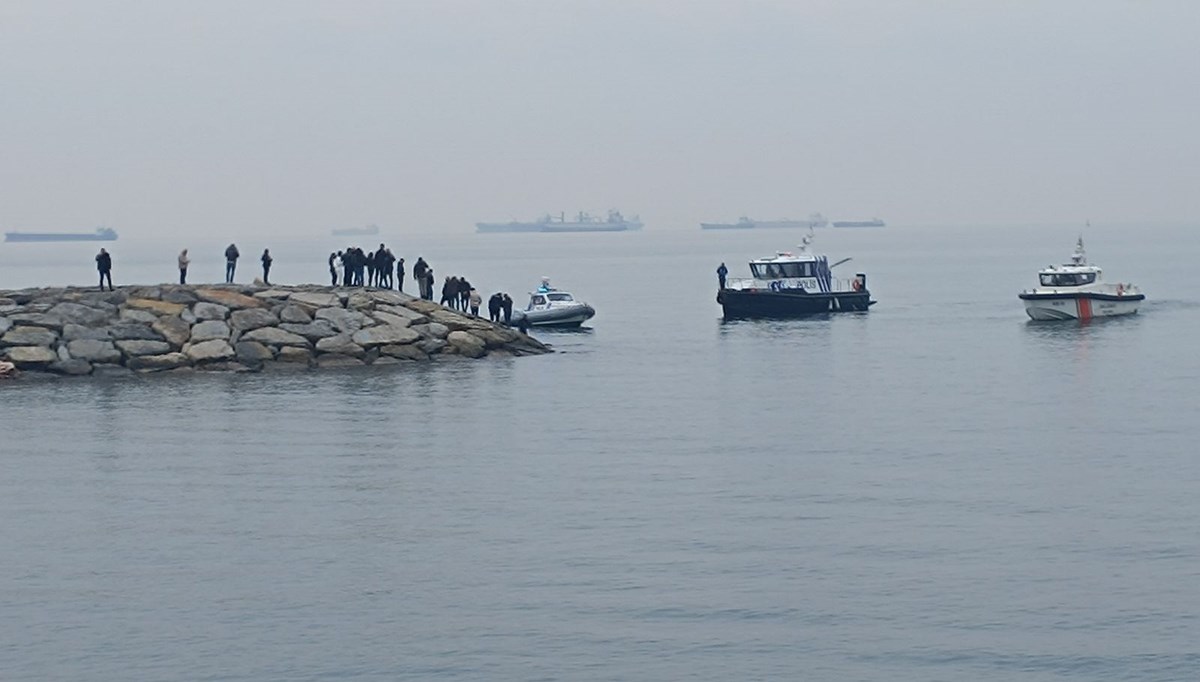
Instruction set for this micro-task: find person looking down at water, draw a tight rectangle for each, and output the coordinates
[178,249,190,285]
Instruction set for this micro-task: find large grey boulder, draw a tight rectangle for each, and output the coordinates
[376,304,429,324]
[116,339,172,356]
[446,331,487,358]
[369,311,412,329]
[289,291,341,309]
[0,317,11,335]
[62,323,110,341]
[185,339,236,363]
[235,341,274,364]
[194,288,264,310]
[315,334,365,358]
[346,291,375,311]
[128,352,190,372]
[351,325,420,348]
[5,345,58,366]
[2,326,58,347]
[189,320,231,343]
[161,288,199,305]
[240,327,310,347]
[5,312,63,331]
[275,347,313,363]
[125,298,185,316]
[67,339,123,364]
[417,338,448,355]
[412,322,450,340]
[380,344,429,361]
[119,308,160,324]
[315,307,373,333]
[230,308,278,332]
[49,302,114,327]
[279,320,338,341]
[49,358,93,375]
[192,302,230,321]
[316,353,364,368]
[106,323,163,341]
[278,304,312,324]
[152,316,192,348]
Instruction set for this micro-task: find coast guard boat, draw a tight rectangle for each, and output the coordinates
[510,278,596,328]
[716,232,873,318]
[1018,237,1144,321]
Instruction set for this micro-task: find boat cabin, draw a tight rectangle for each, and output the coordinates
[1038,268,1099,287]
[527,291,577,309]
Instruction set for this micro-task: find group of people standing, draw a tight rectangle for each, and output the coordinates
[93,244,273,291]
[439,275,479,314]
[487,292,515,324]
[328,245,401,289]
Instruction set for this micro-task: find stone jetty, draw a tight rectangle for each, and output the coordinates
[0,284,549,378]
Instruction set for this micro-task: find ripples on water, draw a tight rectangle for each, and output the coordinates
[3,225,1199,680]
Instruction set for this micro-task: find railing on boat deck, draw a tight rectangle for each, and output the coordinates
[721,277,864,293]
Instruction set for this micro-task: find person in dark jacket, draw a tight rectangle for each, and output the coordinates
[440,276,456,308]
[424,268,435,300]
[396,257,406,293]
[412,258,428,298]
[488,292,502,323]
[328,252,338,286]
[458,277,472,311]
[95,248,113,291]
[261,249,273,284]
[717,262,728,289]
[225,244,240,283]
[501,293,514,324]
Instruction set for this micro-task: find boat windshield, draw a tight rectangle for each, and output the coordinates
[530,295,547,306]
[751,262,816,278]
[1040,272,1095,287]
[547,293,574,302]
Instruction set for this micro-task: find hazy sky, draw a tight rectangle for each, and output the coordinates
[1,0,1197,237]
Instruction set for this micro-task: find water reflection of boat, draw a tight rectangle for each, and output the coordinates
[1018,237,1144,321]
[510,279,596,328]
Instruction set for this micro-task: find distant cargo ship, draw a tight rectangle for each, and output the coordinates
[700,213,828,230]
[4,227,118,243]
[331,224,380,237]
[832,218,885,228]
[477,210,643,233]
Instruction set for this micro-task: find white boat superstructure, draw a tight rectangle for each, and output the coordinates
[1018,237,1144,321]
[511,279,596,328]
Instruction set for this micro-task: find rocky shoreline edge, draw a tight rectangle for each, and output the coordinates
[0,284,550,379]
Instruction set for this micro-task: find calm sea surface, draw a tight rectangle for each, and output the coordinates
[2,225,1199,680]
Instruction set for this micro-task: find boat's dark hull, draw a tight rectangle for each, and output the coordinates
[717,288,873,318]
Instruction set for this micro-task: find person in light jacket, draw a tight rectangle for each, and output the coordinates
[468,288,482,317]
[178,249,191,285]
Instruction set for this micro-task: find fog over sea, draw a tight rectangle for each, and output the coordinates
[2,223,1199,681]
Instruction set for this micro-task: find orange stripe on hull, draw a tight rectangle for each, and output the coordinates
[1077,298,1093,321]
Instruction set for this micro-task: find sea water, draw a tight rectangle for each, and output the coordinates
[2,224,1198,680]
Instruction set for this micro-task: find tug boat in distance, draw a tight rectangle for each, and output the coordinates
[716,232,873,318]
[1018,236,1144,321]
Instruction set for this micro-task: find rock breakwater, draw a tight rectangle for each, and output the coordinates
[0,284,549,378]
